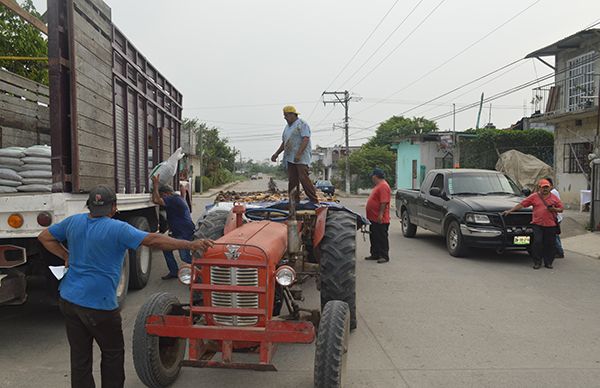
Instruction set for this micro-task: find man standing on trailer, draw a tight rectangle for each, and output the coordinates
[271,105,319,204]
[38,185,213,388]
[151,174,196,280]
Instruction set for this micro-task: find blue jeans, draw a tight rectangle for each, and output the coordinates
[555,234,564,256]
[163,235,192,275]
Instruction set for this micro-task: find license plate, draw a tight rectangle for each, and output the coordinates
[513,236,530,245]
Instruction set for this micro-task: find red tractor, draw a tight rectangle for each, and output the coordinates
[132,200,362,387]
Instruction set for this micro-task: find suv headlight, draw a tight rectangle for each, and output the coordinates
[465,213,491,224]
[275,265,296,286]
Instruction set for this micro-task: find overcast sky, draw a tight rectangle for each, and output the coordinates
[32,0,600,162]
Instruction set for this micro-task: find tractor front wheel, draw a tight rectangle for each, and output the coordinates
[133,292,186,388]
[314,300,350,388]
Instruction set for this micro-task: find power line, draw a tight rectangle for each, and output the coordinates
[324,0,401,91]
[355,0,542,115]
[338,0,428,88]
[347,0,447,90]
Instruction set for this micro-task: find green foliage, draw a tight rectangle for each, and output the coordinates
[367,116,437,148]
[460,128,554,170]
[340,145,396,190]
[0,0,48,84]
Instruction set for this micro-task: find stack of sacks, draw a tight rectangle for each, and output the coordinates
[0,147,25,193]
[19,145,51,192]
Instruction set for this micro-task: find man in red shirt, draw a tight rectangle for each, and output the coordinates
[365,168,392,264]
[503,179,563,269]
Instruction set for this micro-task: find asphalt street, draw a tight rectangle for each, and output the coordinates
[2,178,600,388]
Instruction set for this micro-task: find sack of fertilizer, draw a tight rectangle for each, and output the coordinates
[0,147,25,158]
[0,179,21,187]
[0,156,23,167]
[0,168,22,182]
[22,163,51,172]
[20,170,52,179]
[22,177,52,185]
[24,145,51,158]
[149,147,184,190]
[0,186,18,193]
[21,156,51,165]
[18,184,51,192]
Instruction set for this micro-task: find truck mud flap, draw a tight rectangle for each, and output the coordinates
[0,270,27,305]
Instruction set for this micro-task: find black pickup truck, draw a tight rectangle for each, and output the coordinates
[396,169,533,257]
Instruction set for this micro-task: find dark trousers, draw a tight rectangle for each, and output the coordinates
[58,298,125,388]
[287,162,318,203]
[532,225,557,266]
[369,222,390,260]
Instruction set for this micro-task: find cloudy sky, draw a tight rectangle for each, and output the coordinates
[32,0,600,161]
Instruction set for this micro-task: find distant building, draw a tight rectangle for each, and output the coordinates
[526,28,600,206]
[311,145,361,180]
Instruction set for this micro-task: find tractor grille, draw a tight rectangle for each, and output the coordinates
[210,266,259,326]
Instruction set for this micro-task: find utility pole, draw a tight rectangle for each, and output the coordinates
[476,93,484,129]
[322,90,357,194]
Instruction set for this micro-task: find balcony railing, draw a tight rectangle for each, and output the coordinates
[531,75,599,117]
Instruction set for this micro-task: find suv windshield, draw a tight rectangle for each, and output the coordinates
[448,173,520,196]
[317,181,332,185]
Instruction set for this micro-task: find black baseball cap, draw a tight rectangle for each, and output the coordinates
[86,185,117,217]
[371,167,385,179]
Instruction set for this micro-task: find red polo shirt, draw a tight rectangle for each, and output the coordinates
[520,193,563,227]
[366,180,391,224]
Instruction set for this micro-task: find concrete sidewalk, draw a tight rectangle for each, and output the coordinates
[561,232,600,260]
[193,180,241,198]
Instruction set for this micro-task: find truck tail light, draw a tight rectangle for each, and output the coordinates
[7,214,24,229]
[37,212,53,227]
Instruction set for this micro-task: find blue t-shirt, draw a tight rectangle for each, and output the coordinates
[49,214,148,310]
[164,195,195,238]
[282,118,312,165]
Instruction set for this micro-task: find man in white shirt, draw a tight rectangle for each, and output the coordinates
[546,177,564,258]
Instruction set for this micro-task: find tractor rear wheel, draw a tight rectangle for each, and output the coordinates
[319,211,357,330]
[133,292,186,388]
[314,300,350,388]
[194,210,229,240]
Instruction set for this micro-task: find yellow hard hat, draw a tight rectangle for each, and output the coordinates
[283,105,299,115]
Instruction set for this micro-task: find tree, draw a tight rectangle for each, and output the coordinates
[367,116,437,148]
[341,145,396,190]
[0,0,48,84]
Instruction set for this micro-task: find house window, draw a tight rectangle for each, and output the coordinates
[563,142,593,174]
[566,51,596,112]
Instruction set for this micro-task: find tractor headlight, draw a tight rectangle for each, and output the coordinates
[465,213,491,224]
[275,265,296,287]
[178,265,192,285]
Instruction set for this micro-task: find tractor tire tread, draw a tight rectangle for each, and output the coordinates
[314,300,350,388]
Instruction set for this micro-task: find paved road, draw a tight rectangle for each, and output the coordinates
[2,179,600,387]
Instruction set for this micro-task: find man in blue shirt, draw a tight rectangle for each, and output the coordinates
[38,185,213,388]
[271,105,319,204]
[151,174,196,279]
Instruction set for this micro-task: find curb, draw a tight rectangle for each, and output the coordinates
[194,181,242,198]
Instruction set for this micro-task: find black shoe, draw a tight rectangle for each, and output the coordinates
[364,256,379,261]
[161,273,178,280]
[545,264,553,269]
[377,258,389,264]
[555,253,564,259]
[533,263,542,270]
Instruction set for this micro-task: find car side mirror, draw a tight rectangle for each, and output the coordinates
[429,187,441,197]
[441,191,449,201]
[521,188,531,196]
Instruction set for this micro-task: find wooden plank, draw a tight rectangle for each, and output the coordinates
[0,111,49,133]
[0,80,49,105]
[1,126,40,147]
[73,0,112,38]
[86,0,112,20]
[0,0,48,35]
[79,161,114,178]
[76,83,112,116]
[78,175,113,192]
[76,99,113,128]
[0,69,49,97]
[77,129,114,153]
[77,116,113,140]
[72,11,112,55]
[74,53,112,92]
[0,94,49,120]
[73,24,112,67]
[78,144,114,165]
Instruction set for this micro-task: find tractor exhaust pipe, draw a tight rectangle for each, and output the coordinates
[287,188,301,254]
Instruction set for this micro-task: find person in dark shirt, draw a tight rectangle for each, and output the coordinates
[152,174,197,279]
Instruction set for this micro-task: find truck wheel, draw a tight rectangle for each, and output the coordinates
[320,211,357,330]
[314,300,350,388]
[401,209,417,237]
[446,221,467,257]
[133,292,186,388]
[128,216,153,290]
[117,253,130,307]
[194,210,229,240]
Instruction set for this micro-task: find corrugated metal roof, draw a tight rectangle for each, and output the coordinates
[525,29,600,58]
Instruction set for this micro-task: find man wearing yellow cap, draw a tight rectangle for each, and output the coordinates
[271,105,319,203]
